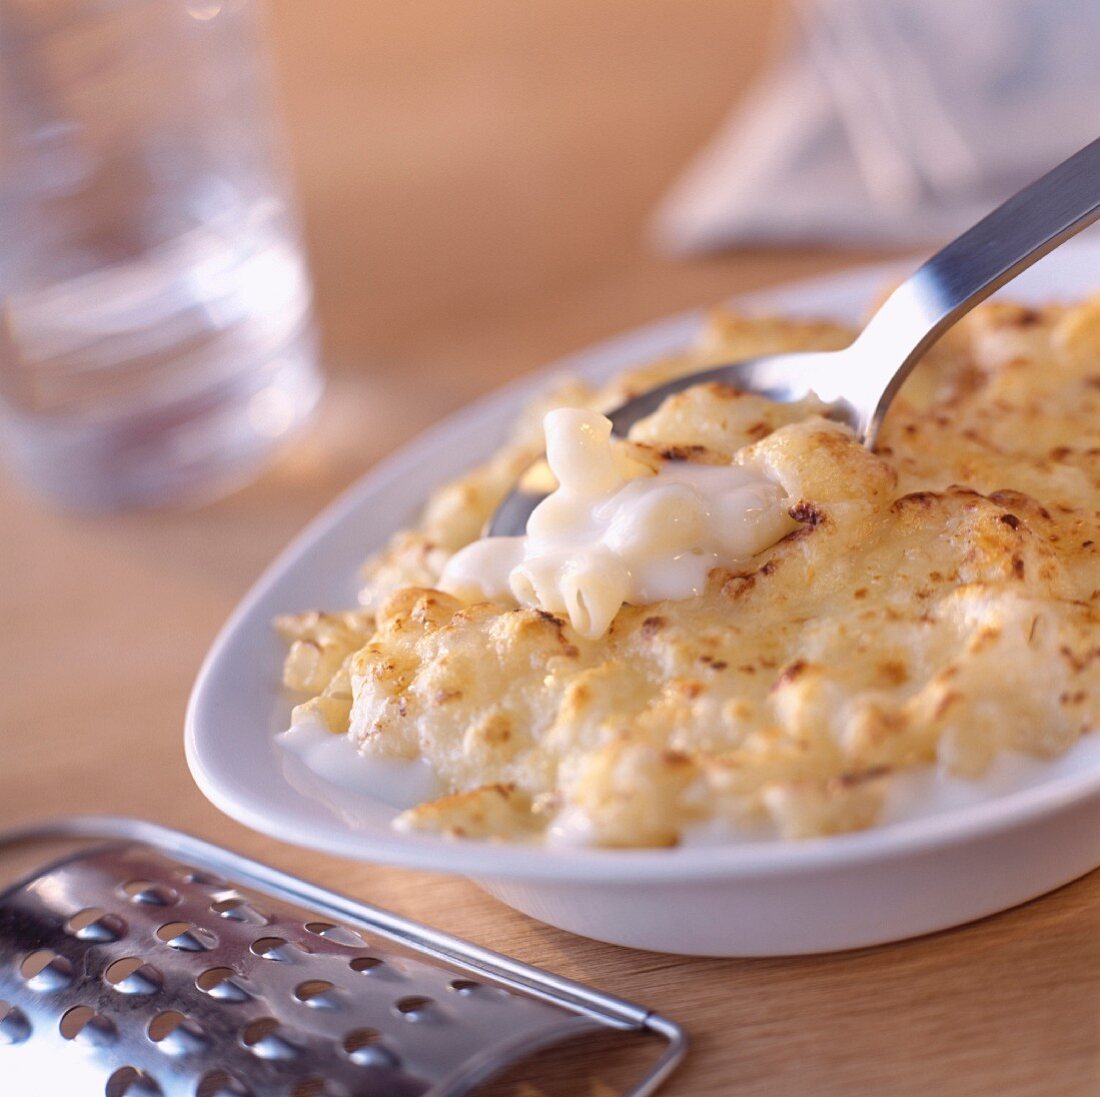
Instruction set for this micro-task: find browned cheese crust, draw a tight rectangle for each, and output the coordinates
[278,302,1100,845]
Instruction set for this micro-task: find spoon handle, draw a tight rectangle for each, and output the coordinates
[858,136,1100,441]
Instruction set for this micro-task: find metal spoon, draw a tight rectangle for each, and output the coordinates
[489,137,1100,537]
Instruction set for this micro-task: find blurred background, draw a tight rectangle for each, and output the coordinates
[266,0,823,458]
[264,0,1096,442]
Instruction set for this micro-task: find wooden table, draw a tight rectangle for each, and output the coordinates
[2,2,1097,1093]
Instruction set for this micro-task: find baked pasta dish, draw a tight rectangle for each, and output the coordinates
[277,298,1100,847]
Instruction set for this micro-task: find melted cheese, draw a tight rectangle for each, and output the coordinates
[439,408,794,637]
[276,302,1100,848]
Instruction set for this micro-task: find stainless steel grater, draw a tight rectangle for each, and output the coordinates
[0,817,685,1096]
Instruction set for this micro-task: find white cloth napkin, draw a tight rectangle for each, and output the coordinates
[654,0,1100,252]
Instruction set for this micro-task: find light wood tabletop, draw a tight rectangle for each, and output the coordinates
[1,2,1097,1094]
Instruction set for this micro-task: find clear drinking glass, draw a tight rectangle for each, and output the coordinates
[0,0,323,509]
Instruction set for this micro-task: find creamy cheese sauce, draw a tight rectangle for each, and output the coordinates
[439,408,795,637]
[278,715,1100,842]
[278,718,441,809]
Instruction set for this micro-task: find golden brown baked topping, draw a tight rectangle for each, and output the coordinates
[278,299,1100,846]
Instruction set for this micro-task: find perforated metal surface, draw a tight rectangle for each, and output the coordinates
[0,823,685,1097]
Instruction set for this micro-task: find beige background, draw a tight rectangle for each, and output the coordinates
[1,2,1097,1093]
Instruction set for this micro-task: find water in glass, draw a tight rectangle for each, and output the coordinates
[0,0,323,508]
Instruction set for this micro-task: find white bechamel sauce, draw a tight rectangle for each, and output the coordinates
[278,717,1100,846]
[278,718,440,810]
[439,408,794,638]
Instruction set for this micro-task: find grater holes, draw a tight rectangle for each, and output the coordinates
[105,957,163,996]
[148,1010,206,1056]
[0,1001,31,1045]
[394,995,436,1021]
[196,1070,251,1097]
[196,967,250,1003]
[20,950,53,978]
[342,1028,400,1070]
[303,922,364,947]
[211,898,268,926]
[66,907,126,943]
[240,1017,298,1060]
[147,1011,186,1042]
[449,978,507,999]
[20,949,74,990]
[293,979,340,1008]
[348,955,384,973]
[196,967,233,989]
[342,1027,378,1052]
[106,1066,162,1096]
[121,880,179,907]
[156,922,217,952]
[250,936,306,962]
[105,957,143,982]
[60,1005,117,1045]
[59,1005,94,1039]
[179,868,226,889]
[240,1016,277,1045]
